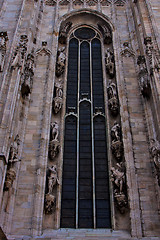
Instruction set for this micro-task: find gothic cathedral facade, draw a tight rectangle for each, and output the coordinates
[0,0,160,239]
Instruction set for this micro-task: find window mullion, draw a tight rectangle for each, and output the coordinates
[90,41,96,229]
[76,40,80,229]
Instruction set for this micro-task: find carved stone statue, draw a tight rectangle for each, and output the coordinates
[150,139,160,186]
[59,22,72,44]
[111,163,125,194]
[144,37,153,65]
[0,31,8,72]
[11,35,28,70]
[111,163,127,213]
[49,139,60,160]
[111,121,121,142]
[97,24,112,44]
[114,189,128,214]
[56,47,66,77]
[4,168,16,191]
[137,55,150,97]
[44,193,56,214]
[105,48,114,77]
[55,82,63,98]
[107,80,119,115]
[9,135,20,164]
[111,122,123,160]
[52,96,63,114]
[21,53,34,98]
[50,122,59,141]
[48,165,60,194]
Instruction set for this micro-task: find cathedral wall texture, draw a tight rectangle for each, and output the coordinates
[0,1,160,239]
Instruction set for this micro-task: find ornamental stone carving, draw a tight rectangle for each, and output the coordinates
[11,35,28,70]
[0,31,8,72]
[21,52,34,98]
[111,122,123,160]
[44,165,59,214]
[150,139,160,186]
[105,48,115,78]
[107,80,119,115]
[56,47,66,77]
[59,22,72,44]
[137,55,150,97]
[97,24,112,44]
[111,163,127,213]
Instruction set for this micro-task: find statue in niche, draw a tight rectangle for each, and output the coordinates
[59,22,72,44]
[105,48,115,78]
[21,52,34,98]
[11,35,28,70]
[107,80,119,115]
[4,135,21,191]
[137,55,150,97]
[111,122,123,161]
[0,31,8,72]
[48,165,60,194]
[97,24,112,44]
[111,163,127,213]
[56,47,66,77]
[150,139,160,186]
[51,122,59,141]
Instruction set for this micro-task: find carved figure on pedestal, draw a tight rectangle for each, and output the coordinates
[4,168,16,191]
[56,47,66,77]
[44,165,59,214]
[59,22,72,44]
[49,139,60,160]
[52,96,63,114]
[55,82,63,98]
[44,193,56,214]
[144,37,153,66]
[21,53,34,98]
[51,122,59,141]
[137,55,150,97]
[97,24,112,44]
[0,31,8,72]
[11,35,28,70]
[111,163,127,213]
[105,48,114,77]
[111,122,123,160]
[48,165,60,194]
[150,139,160,186]
[9,135,20,163]
[111,163,125,194]
[107,80,119,115]
[4,135,20,191]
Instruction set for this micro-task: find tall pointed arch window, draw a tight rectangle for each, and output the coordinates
[61,27,111,229]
